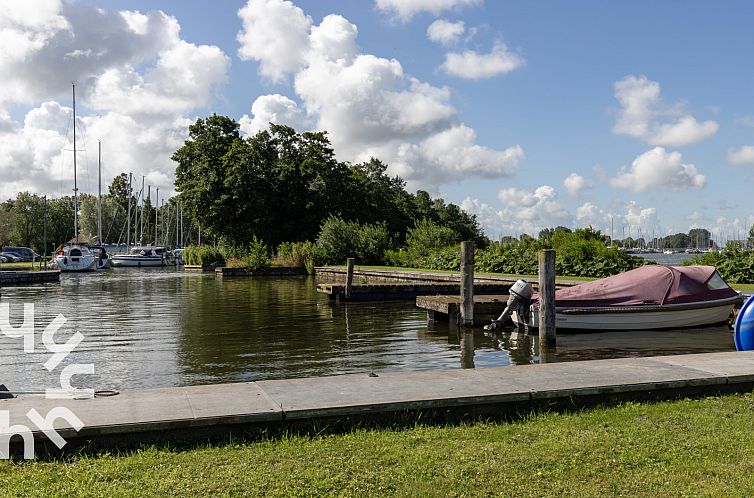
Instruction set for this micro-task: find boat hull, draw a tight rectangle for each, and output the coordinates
[110,256,165,267]
[514,297,741,331]
[54,255,98,272]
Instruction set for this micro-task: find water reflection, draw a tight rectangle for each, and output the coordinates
[0,271,736,392]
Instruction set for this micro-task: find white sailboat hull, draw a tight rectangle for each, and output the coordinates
[54,254,98,272]
[513,296,740,331]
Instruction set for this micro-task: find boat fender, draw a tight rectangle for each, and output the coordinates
[734,295,754,351]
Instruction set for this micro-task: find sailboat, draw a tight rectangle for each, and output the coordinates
[54,83,98,272]
[91,140,110,269]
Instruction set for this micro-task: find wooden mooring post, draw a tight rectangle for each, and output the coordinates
[345,258,355,300]
[460,241,474,327]
[538,249,556,351]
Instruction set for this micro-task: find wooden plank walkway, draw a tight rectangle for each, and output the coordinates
[4,351,754,454]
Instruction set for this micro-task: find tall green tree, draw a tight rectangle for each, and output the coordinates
[173,114,242,242]
[11,192,44,250]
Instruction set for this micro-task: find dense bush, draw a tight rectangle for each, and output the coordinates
[686,244,754,283]
[274,241,317,274]
[406,219,460,258]
[384,226,648,278]
[182,245,225,266]
[315,216,391,265]
[226,236,270,271]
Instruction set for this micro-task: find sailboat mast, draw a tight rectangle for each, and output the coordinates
[97,140,102,244]
[72,82,78,242]
[126,172,132,249]
[155,187,159,245]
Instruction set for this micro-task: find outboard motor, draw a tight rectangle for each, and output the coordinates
[484,279,533,331]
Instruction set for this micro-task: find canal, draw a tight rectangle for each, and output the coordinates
[0,269,735,392]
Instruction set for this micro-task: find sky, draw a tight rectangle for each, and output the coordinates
[2,0,754,243]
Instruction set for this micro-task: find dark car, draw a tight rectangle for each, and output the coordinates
[0,252,22,263]
[1,246,39,262]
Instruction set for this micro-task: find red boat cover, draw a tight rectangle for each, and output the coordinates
[532,265,737,307]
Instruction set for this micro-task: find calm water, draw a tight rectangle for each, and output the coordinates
[0,270,735,392]
[639,252,694,266]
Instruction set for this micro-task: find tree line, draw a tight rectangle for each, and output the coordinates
[0,176,200,253]
[172,116,484,250]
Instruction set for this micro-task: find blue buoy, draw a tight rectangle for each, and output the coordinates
[734,296,754,351]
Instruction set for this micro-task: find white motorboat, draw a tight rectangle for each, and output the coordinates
[511,265,742,331]
[54,244,98,272]
[111,246,176,267]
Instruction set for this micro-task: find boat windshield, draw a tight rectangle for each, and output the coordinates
[707,271,730,290]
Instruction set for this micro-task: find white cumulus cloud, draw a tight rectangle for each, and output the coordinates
[441,41,524,79]
[0,1,230,201]
[426,19,465,45]
[237,0,523,191]
[375,0,482,22]
[239,94,309,135]
[610,147,706,193]
[563,173,592,197]
[727,145,754,166]
[236,0,312,83]
[613,75,718,147]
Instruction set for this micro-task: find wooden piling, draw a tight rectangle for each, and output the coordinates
[345,258,355,300]
[460,241,474,327]
[538,249,556,349]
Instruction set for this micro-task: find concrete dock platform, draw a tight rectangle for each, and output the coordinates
[4,351,754,454]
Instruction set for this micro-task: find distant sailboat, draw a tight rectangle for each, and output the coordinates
[54,83,97,272]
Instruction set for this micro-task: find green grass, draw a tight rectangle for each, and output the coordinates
[3,393,754,496]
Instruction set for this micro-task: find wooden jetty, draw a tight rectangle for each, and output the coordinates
[0,270,60,287]
[317,282,513,301]
[4,351,754,455]
[217,267,309,277]
[417,294,510,325]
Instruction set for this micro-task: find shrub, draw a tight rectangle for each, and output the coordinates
[406,219,461,258]
[686,245,754,284]
[239,236,270,271]
[315,216,391,265]
[273,241,316,274]
[182,245,225,266]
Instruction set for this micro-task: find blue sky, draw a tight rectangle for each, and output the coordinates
[2,0,754,243]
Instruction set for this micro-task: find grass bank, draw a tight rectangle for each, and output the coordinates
[3,392,754,496]
[334,265,754,291]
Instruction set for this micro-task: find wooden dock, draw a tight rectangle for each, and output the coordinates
[0,270,60,288]
[317,282,513,301]
[417,294,510,325]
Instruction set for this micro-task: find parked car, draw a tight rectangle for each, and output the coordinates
[0,252,22,263]
[1,246,39,262]
[0,254,9,263]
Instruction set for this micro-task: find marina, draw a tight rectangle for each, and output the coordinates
[0,269,739,395]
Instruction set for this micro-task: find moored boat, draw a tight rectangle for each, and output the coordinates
[111,246,176,267]
[54,243,98,272]
[511,265,742,331]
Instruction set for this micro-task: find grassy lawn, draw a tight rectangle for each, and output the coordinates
[3,392,754,496]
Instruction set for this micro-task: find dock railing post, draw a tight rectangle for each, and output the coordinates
[345,258,355,300]
[460,241,474,327]
[538,249,556,352]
